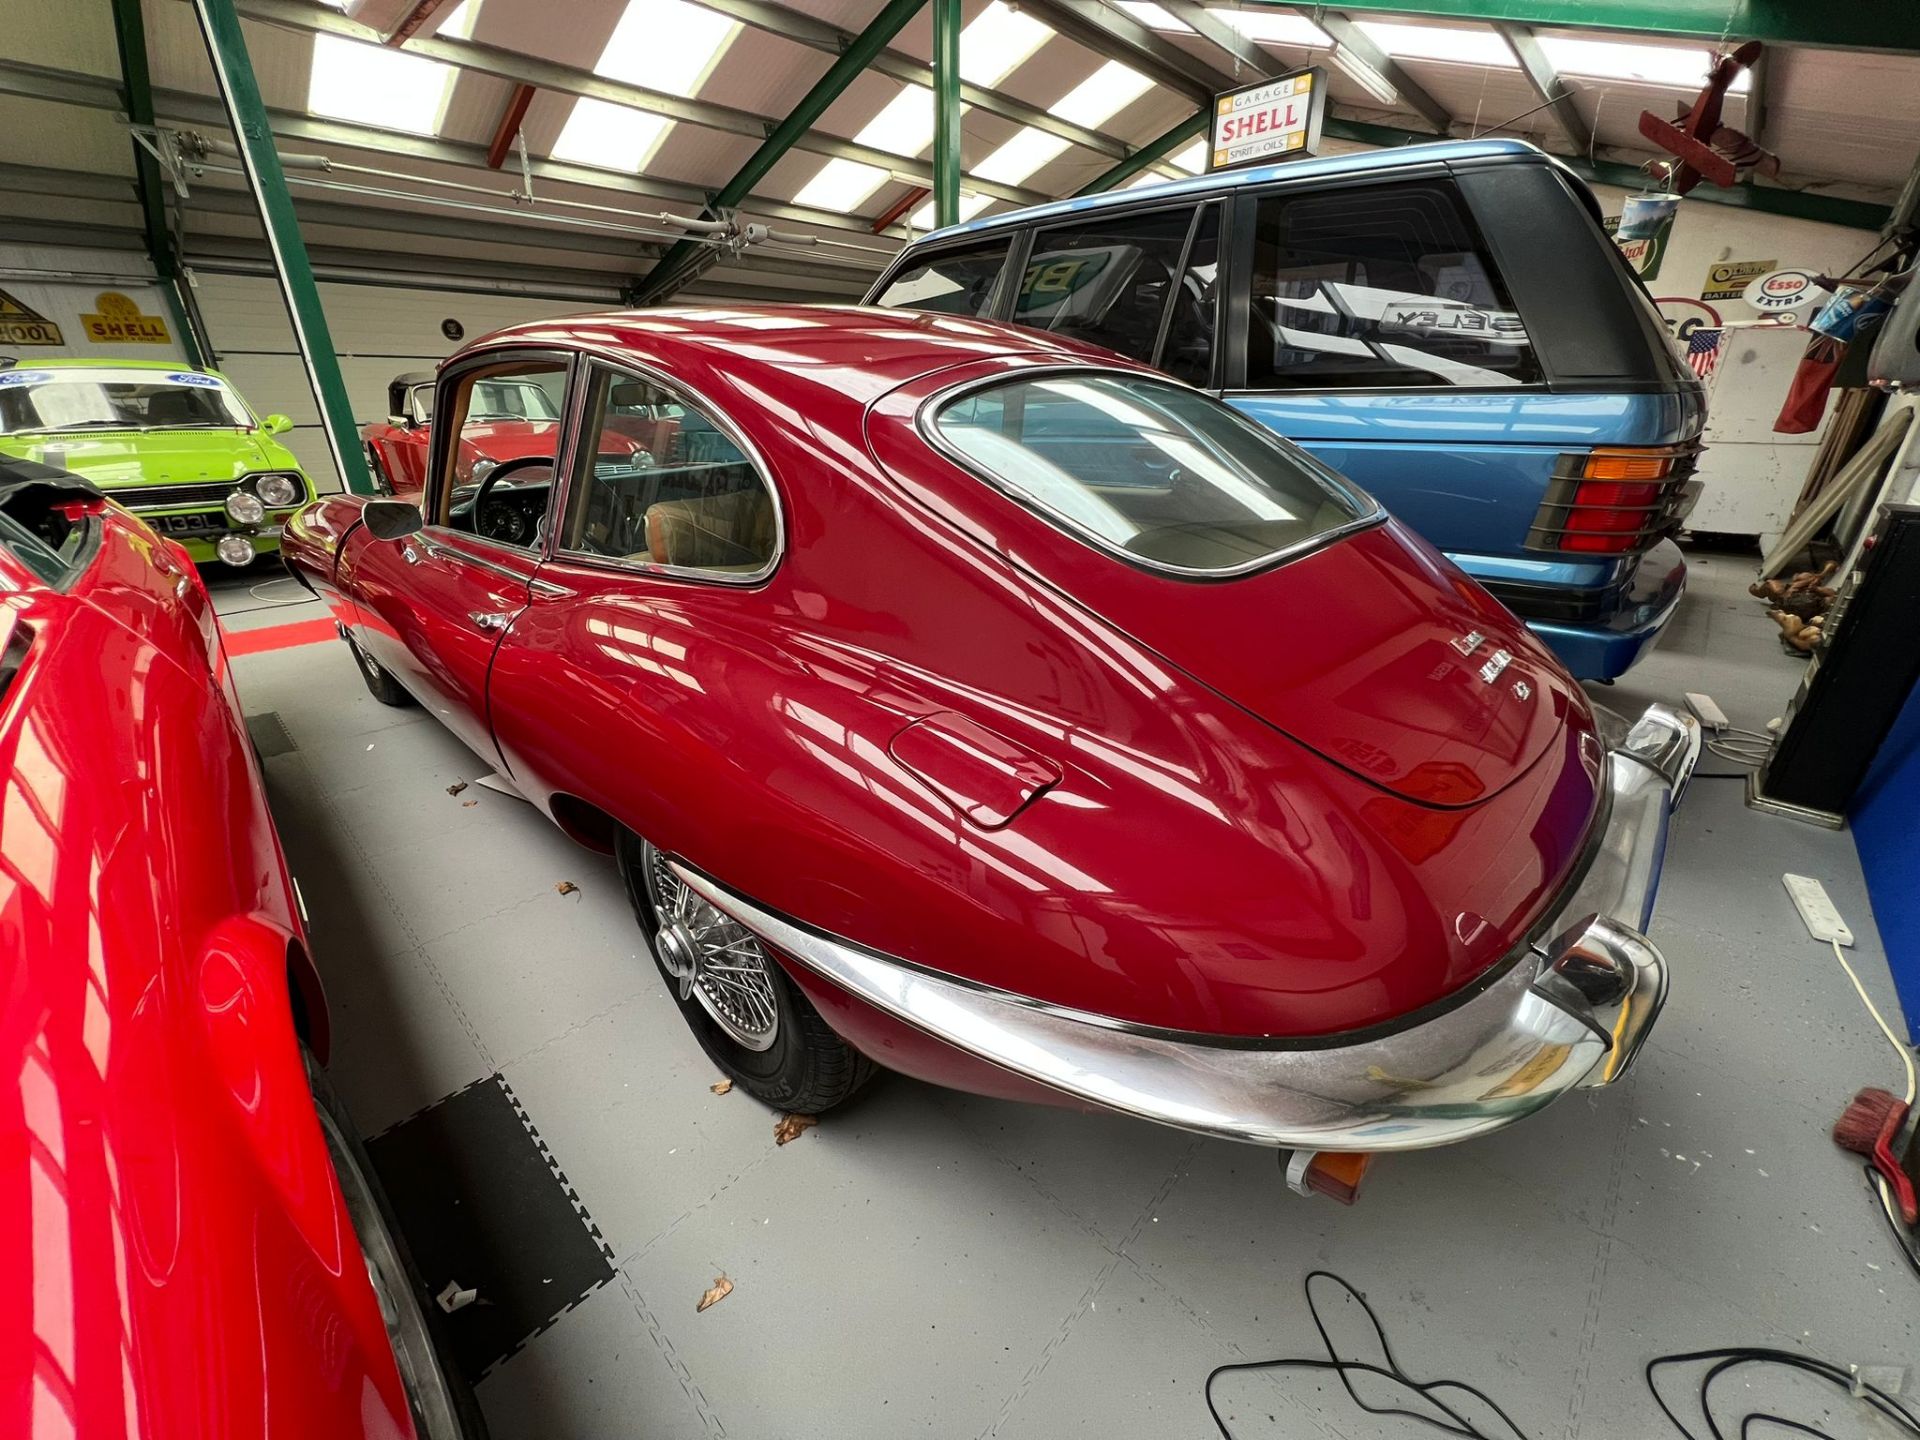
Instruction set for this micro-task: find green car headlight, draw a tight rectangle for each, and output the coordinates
[254,473,302,508]
[225,488,266,526]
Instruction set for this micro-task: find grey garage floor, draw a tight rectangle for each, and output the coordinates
[213,551,1917,1439]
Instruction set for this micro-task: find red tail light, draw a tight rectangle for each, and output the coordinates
[1526,447,1702,557]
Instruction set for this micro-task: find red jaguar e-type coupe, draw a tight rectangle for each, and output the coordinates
[0,456,479,1437]
[285,306,1698,1167]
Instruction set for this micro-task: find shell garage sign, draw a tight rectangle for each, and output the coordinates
[81,291,171,345]
[1210,68,1327,172]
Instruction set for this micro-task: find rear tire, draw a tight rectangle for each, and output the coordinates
[345,630,416,707]
[615,827,873,1114]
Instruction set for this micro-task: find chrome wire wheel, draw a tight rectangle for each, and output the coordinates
[641,840,780,1052]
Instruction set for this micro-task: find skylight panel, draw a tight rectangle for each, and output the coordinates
[961,2,1053,86]
[910,193,994,230]
[793,157,891,212]
[791,83,938,213]
[550,0,740,174]
[306,0,478,135]
[1538,35,1747,91]
[1116,2,1191,32]
[1168,138,1207,173]
[1055,62,1154,129]
[1209,8,1328,46]
[1356,19,1516,66]
[856,84,938,158]
[975,128,1069,186]
[552,101,670,172]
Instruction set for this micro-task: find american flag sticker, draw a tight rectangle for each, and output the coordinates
[1686,327,1724,381]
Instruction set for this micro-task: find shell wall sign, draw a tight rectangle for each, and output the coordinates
[80,291,171,345]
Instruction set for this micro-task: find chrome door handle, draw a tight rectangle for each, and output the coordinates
[401,544,420,565]
[470,611,513,632]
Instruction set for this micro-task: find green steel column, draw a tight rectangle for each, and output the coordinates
[1078,111,1207,195]
[931,0,961,228]
[633,0,927,304]
[189,0,373,494]
[111,0,210,368]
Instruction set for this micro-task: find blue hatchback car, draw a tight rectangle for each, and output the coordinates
[863,139,1705,681]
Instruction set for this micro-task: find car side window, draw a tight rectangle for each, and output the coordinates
[430,359,568,552]
[559,365,778,580]
[871,241,1013,317]
[1017,205,1219,384]
[1243,179,1542,390]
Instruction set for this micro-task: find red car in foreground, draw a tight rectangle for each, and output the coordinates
[0,458,478,1437]
[285,306,1698,1170]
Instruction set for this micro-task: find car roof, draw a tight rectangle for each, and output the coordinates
[914,137,1549,245]
[468,304,1127,406]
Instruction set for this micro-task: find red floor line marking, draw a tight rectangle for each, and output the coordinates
[221,617,339,657]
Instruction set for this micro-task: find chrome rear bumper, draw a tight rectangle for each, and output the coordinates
[673,703,1699,1153]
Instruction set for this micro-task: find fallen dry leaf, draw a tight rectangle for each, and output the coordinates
[555,880,580,896]
[446,781,468,797]
[462,800,477,808]
[773,1113,817,1146]
[696,1274,733,1313]
[710,1079,733,1096]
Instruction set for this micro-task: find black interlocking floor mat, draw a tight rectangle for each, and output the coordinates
[367,1074,616,1381]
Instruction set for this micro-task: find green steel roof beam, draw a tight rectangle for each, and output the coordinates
[1236,0,1920,54]
[1016,0,1225,103]
[632,0,927,305]
[1309,11,1454,136]
[1077,110,1209,194]
[933,0,961,229]
[1497,22,1594,156]
[188,0,373,494]
[111,0,212,367]
[1156,0,1276,80]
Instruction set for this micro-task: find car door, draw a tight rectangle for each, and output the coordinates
[346,348,574,766]
[483,357,783,829]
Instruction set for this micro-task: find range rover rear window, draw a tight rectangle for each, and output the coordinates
[1244,178,1544,390]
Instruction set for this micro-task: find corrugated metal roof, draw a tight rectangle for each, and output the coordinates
[0,0,1910,306]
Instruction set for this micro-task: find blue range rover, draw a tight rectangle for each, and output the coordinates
[863,138,1705,681]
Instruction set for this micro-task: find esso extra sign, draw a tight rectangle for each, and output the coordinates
[1209,68,1327,171]
[1743,267,1827,315]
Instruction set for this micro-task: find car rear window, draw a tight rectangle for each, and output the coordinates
[1244,178,1543,390]
[928,373,1375,576]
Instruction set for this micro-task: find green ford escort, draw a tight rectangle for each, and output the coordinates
[0,358,316,566]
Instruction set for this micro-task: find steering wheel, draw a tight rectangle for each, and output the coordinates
[470,455,554,546]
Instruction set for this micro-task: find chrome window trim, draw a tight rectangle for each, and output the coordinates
[423,344,575,539]
[914,364,1384,582]
[542,350,785,590]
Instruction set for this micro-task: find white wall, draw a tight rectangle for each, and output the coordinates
[0,244,191,366]
[1588,185,1874,541]
[187,273,599,491]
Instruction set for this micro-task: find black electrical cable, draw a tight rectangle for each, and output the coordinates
[1204,1271,1531,1440]
[1645,1345,1920,1440]
[1207,1270,1920,1440]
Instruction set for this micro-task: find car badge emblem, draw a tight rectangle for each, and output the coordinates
[1512,680,1531,701]
[1479,649,1512,685]
[1450,630,1485,656]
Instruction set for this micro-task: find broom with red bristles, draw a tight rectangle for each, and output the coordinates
[1823,935,1919,1230]
[1833,1087,1918,1226]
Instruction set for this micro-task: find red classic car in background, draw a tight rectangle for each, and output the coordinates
[284,307,1699,1185]
[362,369,563,500]
[0,456,479,1438]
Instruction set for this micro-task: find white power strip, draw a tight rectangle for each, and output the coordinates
[1783,873,1854,946]
[1685,691,1729,732]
